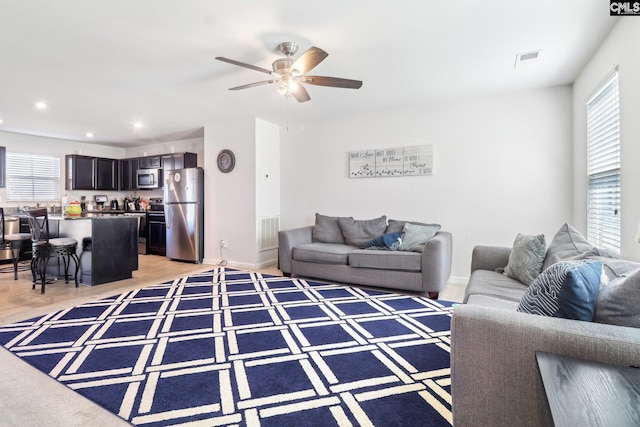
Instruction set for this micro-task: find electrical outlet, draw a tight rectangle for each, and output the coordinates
[220,240,228,249]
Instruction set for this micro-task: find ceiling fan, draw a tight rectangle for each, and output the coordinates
[215,42,362,103]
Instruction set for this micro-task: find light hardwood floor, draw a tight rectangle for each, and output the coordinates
[0,255,228,326]
[0,256,463,323]
[0,255,464,327]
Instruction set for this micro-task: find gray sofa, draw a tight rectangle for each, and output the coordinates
[278,214,452,296]
[451,235,640,426]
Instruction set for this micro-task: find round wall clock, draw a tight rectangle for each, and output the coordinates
[217,149,236,173]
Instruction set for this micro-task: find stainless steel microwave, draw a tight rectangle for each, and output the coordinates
[136,168,162,189]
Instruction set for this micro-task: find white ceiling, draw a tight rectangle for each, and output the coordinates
[0,0,616,147]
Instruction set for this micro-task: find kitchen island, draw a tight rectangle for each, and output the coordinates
[48,214,138,285]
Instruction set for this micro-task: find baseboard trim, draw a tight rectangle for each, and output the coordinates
[448,276,469,285]
[202,258,278,271]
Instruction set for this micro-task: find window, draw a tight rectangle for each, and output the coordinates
[6,152,61,202]
[586,69,620,253]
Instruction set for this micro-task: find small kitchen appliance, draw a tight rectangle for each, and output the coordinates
[95,195,108,210]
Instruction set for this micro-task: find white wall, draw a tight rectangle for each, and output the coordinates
[203,118,281,268]
[203,118,257,267]
[281,86,574,281]
[255,118,280,266]
[573,19,640,262]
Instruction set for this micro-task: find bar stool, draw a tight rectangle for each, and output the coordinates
[0,208,31,280]
[26,208,80,294]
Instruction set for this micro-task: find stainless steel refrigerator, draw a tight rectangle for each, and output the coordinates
[164,167,204,262]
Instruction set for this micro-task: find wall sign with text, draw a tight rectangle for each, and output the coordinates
[349,145,434,178]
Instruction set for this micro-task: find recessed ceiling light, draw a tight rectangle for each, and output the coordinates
[134,122,143,129]
[35,101,48,110]
[86,132,94,138]
[0,119,4,124]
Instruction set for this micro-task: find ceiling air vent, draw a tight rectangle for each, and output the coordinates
[514,50,542,69]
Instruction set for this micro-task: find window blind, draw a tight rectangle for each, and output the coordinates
[586,70,620,253]
[6,152,61,202]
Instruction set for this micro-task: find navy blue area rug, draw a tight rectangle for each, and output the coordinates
[0,268,454,426]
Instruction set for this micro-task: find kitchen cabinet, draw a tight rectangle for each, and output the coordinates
[95,157,119,191]
[161,152,197,171]
[66,155,119,191]
[48,216,138,285]
[119,157,139,191]
[139,156,161,169]
[66,155,95,190]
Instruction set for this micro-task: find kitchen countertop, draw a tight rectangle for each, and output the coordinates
[82,209,148,214]
[49,213,144,220]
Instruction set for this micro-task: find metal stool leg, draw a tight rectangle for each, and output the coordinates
[31,256,38,289]
[10,246,19,280]
[40,256,50,294]
[71,253,80,287]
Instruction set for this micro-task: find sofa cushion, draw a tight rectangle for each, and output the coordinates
[542,223,593,271]
[312,213,351,244]
[398,223,441,252]
[292,243,355,265]
[594,267,640,328]
[517,259,603,321]
[349,249,422,271]
[338,216,388,248]
[504,233,547,285]
[386,219,441,234]
[466,294,520,311]
[464,270,529,303]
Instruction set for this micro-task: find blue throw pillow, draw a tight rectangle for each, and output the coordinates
[517,259,603,321]
[363,231,403,250]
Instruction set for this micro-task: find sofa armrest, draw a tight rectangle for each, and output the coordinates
[451,304,640,427]
[278,226,313,273]
[470,245,511,273]
[421,231,452,293]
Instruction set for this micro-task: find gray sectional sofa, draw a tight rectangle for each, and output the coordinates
[451,224,640,426]
[278,214,452,296]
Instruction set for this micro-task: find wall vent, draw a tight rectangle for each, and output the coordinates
[514,50,542,68]
[259,216,280,251]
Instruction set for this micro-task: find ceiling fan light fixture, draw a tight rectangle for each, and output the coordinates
[216,42,362,104]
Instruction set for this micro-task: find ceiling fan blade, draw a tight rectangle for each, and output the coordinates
[215,57,272,74]
[291,47,328,74]
[229,80,278,91]
[303,76,363,89]
[292,84,311,103]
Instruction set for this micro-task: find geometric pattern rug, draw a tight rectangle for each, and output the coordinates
[0,268,454,426]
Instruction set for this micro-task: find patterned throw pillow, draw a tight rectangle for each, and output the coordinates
[517,259,603,321]
[504,233,547,285]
